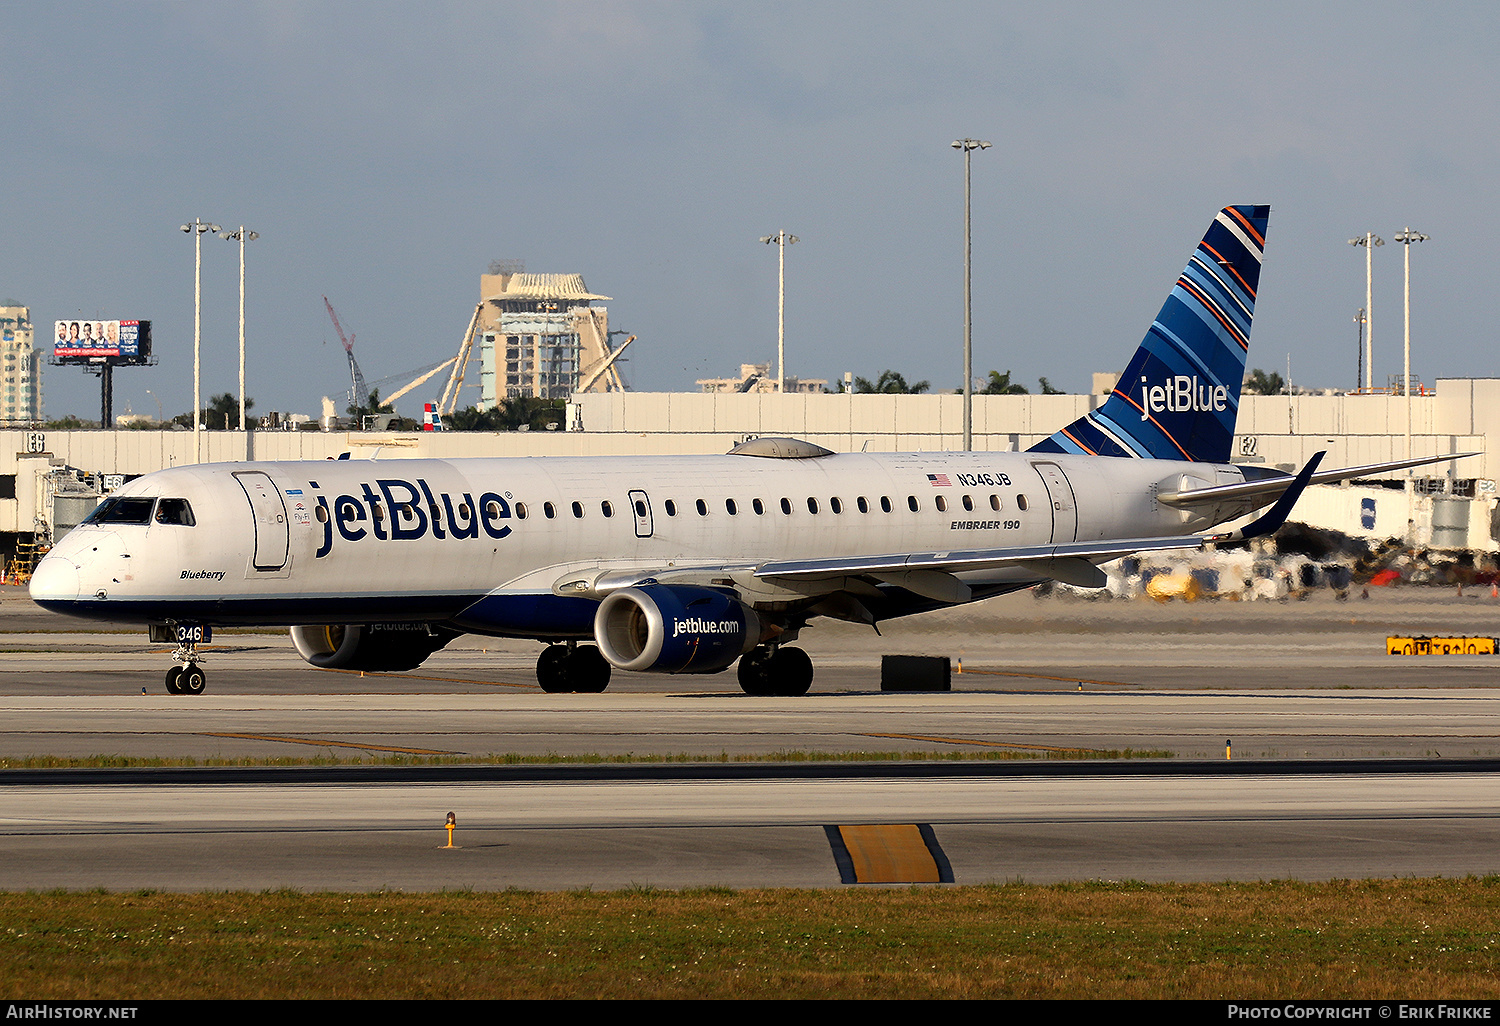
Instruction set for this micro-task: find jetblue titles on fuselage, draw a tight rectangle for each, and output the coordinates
[311,477,513,558]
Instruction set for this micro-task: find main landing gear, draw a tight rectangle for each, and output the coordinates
[737,645,813,696]
[165,642,207,696]
[536,643,612,693]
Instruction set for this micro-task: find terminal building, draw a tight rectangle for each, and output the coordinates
[0,302,41,427]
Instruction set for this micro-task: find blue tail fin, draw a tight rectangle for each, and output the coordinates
[1029,204,1270,462]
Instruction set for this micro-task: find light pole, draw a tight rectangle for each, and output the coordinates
[1393,226,1430,537]
[953,138,990,451]
[1347,232,1383,392]
[220,226,260,430]
[1353,308,1366,393]
[759,230,799,392]
[180,217,220,461]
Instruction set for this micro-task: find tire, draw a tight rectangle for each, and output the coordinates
[737,649,775,695]
[536,645,572,693]
[768,647,813,696]
[569,646,612,693]
[180,665,207,695]
[165,666,184,695]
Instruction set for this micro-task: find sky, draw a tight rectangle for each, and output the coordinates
[4,1,1497,422]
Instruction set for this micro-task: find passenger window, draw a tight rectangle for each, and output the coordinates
[634,500,647,518]
[935,495,948,513]
[830,497,843,514]
[726,498,738,515]
[856,496,869,514]
[544,502,556,519]
[515,502,528,520]
[601,501,613,518]
[807,497,819,514]
[752,498,765,515]
[1017,494,1029,511]
[315,505,329,524]
[990,494,1001,511]
[571,501,584,518]
[962,495,974,512]
[907,495,919,512]
[780,498,792,515]
[696,499,708,516]
[880,496,892,513]
[154,498,196,526]
[664,499,678,517]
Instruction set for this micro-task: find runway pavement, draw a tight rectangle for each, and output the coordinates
[3,583,1499,888]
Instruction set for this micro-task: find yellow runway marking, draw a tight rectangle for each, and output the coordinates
[959,667,1138,687]
[836,825,943,883]
[861,731,1107,754]
[202,732,459,755]
[314,667,534,688]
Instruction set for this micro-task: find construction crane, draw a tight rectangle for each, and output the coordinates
[577,334,635,393]
[323,296,369,411]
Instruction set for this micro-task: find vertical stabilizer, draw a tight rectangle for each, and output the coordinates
[1030,204,1270,462]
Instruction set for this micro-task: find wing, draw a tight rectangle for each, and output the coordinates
[549,454,1327,605]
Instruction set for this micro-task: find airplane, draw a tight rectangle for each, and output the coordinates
[28,204,1473,696]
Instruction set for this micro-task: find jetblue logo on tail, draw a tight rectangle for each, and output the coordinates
[1140,375,1229,420]
[1030,204,1269,463]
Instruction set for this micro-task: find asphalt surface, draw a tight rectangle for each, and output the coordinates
[3,583,1499,889]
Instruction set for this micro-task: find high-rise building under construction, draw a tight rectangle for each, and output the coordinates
[477,271,621,405]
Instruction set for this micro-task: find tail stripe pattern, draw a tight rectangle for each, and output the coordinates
[1030,204,1270,463]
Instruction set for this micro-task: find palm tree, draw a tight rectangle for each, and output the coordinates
[980,370,1029,395]
[852,370,930,394]
[1243,369,1286,395]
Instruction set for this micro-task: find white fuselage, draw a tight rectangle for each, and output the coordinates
[30,449,1247,633]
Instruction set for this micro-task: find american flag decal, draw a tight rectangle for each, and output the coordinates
[927,474,951,487]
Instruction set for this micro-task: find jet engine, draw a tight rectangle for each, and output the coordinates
[290,623,457,672]
[593,585,761,674]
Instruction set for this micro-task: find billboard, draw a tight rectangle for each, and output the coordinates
[54,319,152,364]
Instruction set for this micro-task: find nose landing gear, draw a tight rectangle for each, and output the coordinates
[165,661,206,695]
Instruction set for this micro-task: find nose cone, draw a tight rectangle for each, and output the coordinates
[29,554,81,608]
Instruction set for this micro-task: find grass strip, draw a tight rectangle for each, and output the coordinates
[2,879,1499,999]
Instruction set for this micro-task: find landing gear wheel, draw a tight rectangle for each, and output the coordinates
[179,664,207,695]
[537,645,572,693]
[165,665,185,695]
[769,647,813,696]
[536,645,614,694]
[568,646,611,694]
[737,648,775,696]
[738,647,813,696]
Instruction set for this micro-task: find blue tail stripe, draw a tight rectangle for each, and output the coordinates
[1031,204,1270,463]
[1181,263,1252,338]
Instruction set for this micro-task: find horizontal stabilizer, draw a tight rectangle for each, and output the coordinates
[1158,451,1481,509]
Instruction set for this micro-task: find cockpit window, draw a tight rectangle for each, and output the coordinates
[154,498,196,526]
[82,496,156,525]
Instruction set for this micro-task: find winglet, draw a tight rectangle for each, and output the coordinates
[1208,451,1325,544]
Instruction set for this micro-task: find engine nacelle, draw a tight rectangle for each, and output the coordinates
[290,623,456,672]
[593,585,760,674]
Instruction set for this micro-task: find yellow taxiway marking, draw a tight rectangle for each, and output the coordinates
[837,824,943,883]
[314,667,534,688]
[202,732,459,755]
[960,667,1137,687]
[861,732,1108,754]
